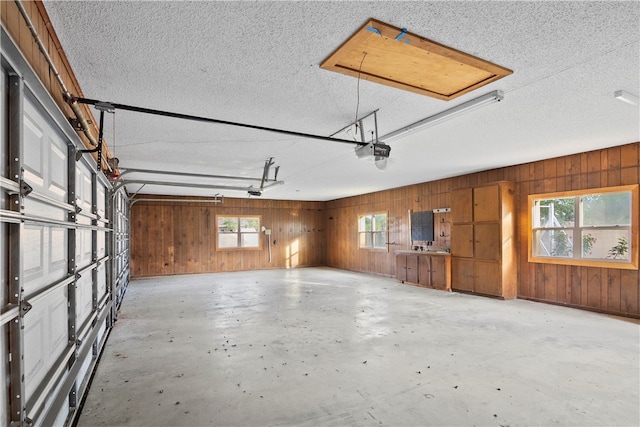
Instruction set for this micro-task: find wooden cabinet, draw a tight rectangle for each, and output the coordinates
[397,252,451,291]
[396,253,418,283]
[451,182,516,299]
[451,187,473,223]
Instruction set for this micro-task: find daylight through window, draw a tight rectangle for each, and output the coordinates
[358,212,388,250]
[529,185,638,269]
[216,215,261,249]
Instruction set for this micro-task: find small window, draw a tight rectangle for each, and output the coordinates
[358,212,388,250]
[529,185,638,269]
[216,215,261,250]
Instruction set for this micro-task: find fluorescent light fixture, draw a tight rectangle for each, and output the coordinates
[380,90,504,142]
[614,90,639,106]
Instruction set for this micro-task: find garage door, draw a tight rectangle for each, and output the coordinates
[1,35,129,427]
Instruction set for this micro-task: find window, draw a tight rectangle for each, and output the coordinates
[216,215,261,250]
[529,185,638,269]
[358,212,388,250]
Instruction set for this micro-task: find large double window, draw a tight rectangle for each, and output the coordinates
[358,212,388,250]
[216,215,261,250]
[529,185,638,269]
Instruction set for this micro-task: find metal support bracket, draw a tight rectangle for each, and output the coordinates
[20,180,32,197]
[20,300,33,316]
[75,109,106,171]
[68,117,92,131]
[74,339,83,358]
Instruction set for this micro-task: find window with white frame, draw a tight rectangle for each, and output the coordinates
[216,215,261,249]
[358,212,388,250]
[529,185,638,269]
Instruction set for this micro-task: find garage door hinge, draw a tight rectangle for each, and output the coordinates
[20,180,33,198]
[20,300,32,316]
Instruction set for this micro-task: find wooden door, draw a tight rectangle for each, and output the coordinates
[473,260,502,296]
[451,224,474,257]
[473,184,500,222]
[429,256,447,289]
[418,255,431,286]
[452,257,474,291]
[451,188,473,223]
[474,223,501,261]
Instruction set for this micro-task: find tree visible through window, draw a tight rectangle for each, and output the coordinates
[358,213,388,249]
[529,185,638,268]
[217,215,261,249]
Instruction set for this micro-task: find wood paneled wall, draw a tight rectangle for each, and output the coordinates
[130,197,326,276]
[325,180,452,276]
[130,143,638,317]
[325,142,640,318]
[511,143,640,317]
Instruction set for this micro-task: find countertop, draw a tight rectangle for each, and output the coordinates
[395,249,451,256]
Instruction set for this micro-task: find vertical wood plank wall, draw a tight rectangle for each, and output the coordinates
[325,180,451,276]
[130,142,639,317]
[325,141,640,318]
[130,198,326,276]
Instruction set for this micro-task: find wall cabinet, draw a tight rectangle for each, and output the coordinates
[451,181,516,299]
[397,252,451,291]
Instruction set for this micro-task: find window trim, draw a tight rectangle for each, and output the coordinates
[215,214,262,251]
[358,211,389,251]
[528,185,638,270]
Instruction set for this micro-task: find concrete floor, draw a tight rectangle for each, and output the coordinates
[77,267,639,427]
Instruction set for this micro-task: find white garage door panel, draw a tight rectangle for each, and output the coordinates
[23,112,45,187]
[75,229,93,270]
[97,262,107,298]
[97,185,106,219]
[23,285,68,398]
[23,225,68,296]
[75,273,93,328]
[48,138,67,197]
[23,99,68,203]
[97,230,106,258]
[76,164,93,214]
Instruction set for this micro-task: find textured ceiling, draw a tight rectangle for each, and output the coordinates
[42,1,640,201]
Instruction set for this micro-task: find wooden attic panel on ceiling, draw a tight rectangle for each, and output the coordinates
[320,19,513,100]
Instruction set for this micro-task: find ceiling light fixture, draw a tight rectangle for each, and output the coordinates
[614,90,639,106]
[380,90,504,143]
